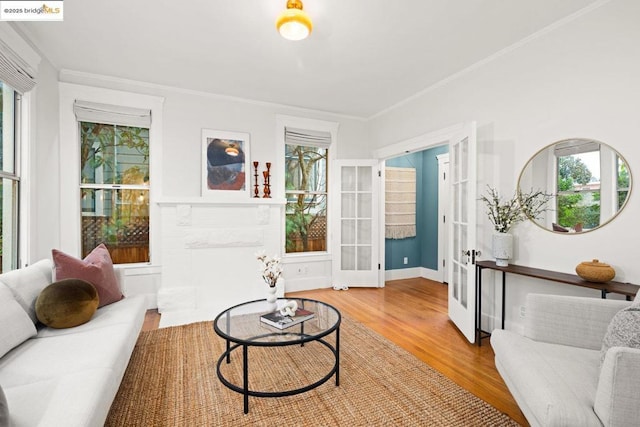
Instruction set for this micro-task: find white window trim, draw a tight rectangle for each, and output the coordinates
[276,114,338,261]
[59,82,164,264]
[0,24,41,267]
[18,90,28,267]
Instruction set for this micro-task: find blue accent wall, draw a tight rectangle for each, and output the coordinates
[385,153,422,270]
[385,145,449,272]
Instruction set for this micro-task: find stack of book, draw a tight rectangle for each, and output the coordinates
[260,308,315,329]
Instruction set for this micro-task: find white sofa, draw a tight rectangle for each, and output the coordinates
[0,259,146,427]
[491,293,640,427]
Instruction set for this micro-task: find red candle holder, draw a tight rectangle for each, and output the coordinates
[263,162,271,198]
[253,161,260,198]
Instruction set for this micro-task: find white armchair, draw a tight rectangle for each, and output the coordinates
[491,293,640,427]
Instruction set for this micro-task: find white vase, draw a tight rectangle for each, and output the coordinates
[492,232,513,267]
[265,286,277,312]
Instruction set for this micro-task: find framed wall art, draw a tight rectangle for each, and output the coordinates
[201,129,251,198]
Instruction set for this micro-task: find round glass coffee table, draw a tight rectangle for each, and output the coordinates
[213,298,341,414]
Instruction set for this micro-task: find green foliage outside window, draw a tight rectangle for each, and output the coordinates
[617,160,630,209]
[285,144,327,253]
[556,156,599,229]
[80,122,149,184]
[80,122,150,263]
[558,156,592,187]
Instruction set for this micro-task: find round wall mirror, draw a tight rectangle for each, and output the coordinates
[518,138,632,234]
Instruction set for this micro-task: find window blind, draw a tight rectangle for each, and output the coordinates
[554,139,600,157]
[385,167,417,239]
[0,38,36,93]
[285,127,331,148]
[73,100,151,128]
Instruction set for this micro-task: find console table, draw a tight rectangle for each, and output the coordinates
[475,260,639,346]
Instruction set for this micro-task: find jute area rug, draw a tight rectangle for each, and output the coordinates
[106,316,519,426]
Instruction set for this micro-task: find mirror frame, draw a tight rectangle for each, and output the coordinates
[518,138,633,234]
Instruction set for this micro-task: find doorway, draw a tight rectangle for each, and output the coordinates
[382,145,449,283]
[374,122,478,343]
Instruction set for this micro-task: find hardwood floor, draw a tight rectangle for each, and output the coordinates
[142,308,160,331]
[142,278,527,426]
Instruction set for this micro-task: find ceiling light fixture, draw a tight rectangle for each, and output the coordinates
[276,0,312,41]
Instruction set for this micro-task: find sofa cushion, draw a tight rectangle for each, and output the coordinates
[52,244,123,307]
[35,279,99,329]
[0,284,37,358]
[491,329,603,427]
[0,259,53,324]
[601,305,640,361]
[0,296,146,427]
[0,383,8,427]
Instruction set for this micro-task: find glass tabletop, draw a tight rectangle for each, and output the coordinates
[213,298,341,345]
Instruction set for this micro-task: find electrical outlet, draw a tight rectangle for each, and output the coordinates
[403,257,408,265]
[519,306,526,318]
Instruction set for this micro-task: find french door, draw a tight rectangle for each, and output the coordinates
[447,122,478,343]
[331,160,381,287]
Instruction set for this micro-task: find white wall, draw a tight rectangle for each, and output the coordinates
[57,72,371,186]
[30,58,60,264]
[158,92,369,197]
[28,65,370,314]
[369,0,640,332]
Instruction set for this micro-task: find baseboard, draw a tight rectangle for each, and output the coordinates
[385,267,421,281]
[385,267,443,283]
[419,267,441,282]
[284,276,332,293]
[159,308,223,328]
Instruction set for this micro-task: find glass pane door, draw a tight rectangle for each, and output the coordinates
[448,122,478,343]
[333,160,380,287]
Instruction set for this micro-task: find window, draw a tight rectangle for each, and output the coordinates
[75,102,151,264]
[617,155,630,210]
[0,81,19,272]
[554,142,631,232]
[556,148,601,230]
[284,128,330,254]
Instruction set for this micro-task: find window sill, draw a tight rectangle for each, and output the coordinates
[283,252,332,264]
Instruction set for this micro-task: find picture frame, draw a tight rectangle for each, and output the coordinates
[201,129,251,198]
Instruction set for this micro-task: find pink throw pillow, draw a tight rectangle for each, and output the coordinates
[52,244,123,307]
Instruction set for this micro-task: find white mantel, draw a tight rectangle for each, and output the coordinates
[156,197,285,327]
[156,197,286,207]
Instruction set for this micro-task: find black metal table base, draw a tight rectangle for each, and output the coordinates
[216,329,340,414]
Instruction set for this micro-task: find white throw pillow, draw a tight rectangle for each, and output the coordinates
[601,304,640,362]
[0,284,37,358]
[0,259,53,324]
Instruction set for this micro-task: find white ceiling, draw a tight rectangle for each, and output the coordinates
[18,0,602,118]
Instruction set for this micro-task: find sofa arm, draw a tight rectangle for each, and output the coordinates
[524,294,630,350]
[594,346,640,427]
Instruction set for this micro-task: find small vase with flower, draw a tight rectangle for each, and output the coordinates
[256,251,283,312]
